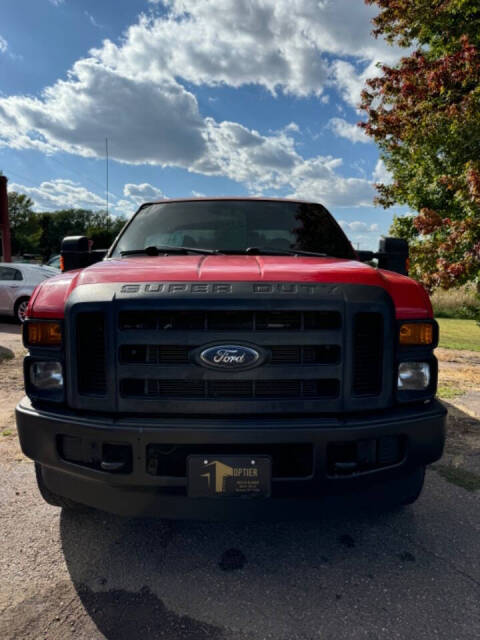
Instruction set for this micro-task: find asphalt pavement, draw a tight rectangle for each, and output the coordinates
[0,322,479,639]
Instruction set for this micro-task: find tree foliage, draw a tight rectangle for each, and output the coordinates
[36,209,126,261]
[7,192,42,256]
[361,0,480,290]
[6,192,126,261]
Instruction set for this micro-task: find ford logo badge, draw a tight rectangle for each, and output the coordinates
[198,345,263,370]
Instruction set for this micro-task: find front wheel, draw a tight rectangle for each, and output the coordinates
[35,463,87,511]
[14,297,30,324]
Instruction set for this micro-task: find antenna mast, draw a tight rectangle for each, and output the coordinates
[105,137,109,216]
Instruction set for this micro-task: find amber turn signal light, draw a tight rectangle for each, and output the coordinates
[25,321,62,346]
[399,322,433,346]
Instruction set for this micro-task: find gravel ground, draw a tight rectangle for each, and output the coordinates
[1,322,479,640]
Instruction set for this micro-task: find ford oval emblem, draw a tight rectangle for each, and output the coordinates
[199,344,263,370]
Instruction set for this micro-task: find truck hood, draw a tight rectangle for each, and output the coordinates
[28,255,432,319]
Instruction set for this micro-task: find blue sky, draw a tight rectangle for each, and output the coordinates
[0,0,408,249]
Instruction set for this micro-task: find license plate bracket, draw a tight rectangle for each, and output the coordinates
[187,455,271,498]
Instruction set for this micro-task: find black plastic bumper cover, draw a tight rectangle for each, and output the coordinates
[16,398,446,518]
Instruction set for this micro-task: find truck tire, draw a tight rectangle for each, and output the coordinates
[386,465,426,507]
[35,463,87,511]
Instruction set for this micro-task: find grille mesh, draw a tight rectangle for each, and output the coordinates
[120,378,340,399]
[353,312,383,396]
[77,312,107,395]
[119,310,341,332]
[119,344,341,365]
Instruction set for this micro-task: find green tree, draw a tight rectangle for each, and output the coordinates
[38,209,127,259]
[7,191,41,256]
[361,0,480,290]
[38,209,95,260]
[86,210,126,250]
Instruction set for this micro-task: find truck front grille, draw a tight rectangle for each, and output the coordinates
[70,282,394,414]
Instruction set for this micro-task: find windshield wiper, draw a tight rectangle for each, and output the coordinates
[220,247,329,257]
[120,246,221,256]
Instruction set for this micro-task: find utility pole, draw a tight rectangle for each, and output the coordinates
[0,174,12,262]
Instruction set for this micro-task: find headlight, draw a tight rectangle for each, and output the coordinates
[29,361,63,390]
[397,362,430,390]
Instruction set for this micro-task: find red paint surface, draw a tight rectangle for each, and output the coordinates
[28,255,432,320]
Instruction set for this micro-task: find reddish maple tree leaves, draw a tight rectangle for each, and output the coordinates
[360,2,480,290]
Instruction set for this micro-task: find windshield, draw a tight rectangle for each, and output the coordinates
[111,200,355,259]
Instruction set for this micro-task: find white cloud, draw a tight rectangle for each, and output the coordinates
[85,11,104,29]
[0,1,396,209]
[123,182,164,203]
[338,220,383,250]
[9,179,106,211]
[372,159,392,184]
[114,199,139,217]
[339,220,379,233]
[331,59,381,110]
[111,183,165,216]
[49,0,64,5]
[0,61,206,164]
[0,36,7,54]
[328,117,370,144]
[90,1,400,98]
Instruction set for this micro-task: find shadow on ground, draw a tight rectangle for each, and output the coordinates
[59,497,420,640]
[0,317,21,331]
[44,402,479,639]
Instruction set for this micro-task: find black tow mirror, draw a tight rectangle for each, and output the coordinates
[377,237,409,275]
[61,236,107,272]
[357,237,409,276]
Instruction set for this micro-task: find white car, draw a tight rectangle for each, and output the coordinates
[0,263,60,323]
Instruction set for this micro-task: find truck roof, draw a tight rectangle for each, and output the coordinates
[141,196,317,207]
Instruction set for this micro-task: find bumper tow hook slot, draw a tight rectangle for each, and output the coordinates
[100,460,126,472]
[334,461,358,473]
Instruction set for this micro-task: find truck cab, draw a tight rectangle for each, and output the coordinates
[16,198,446,517]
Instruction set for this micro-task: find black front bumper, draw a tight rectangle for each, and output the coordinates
[16,398,446,518]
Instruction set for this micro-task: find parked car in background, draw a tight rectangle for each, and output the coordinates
[46,255,61,270]
[0,263,60,323]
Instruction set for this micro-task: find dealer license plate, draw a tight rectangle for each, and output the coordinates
[187,455,271,498]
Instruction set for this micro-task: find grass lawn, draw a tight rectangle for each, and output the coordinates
[437,318,480,351]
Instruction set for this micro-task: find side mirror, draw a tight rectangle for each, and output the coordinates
[377,237,409,275]
[61,236,107,272]
[356,237,409,275]
[356,250,375,263]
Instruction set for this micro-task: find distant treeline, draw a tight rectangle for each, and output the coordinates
[8,191,127,260]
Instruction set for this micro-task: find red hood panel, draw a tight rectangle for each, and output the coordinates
[77,256,383,284]
[29,255,432,319]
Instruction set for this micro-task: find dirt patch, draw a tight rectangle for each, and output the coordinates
[433,464,480,492]
[0,581,226,640]
[0,346,14,363]
[436,347,480,391]
[0,323,28,463]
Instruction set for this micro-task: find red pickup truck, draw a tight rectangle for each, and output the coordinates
[16,198,446,518]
